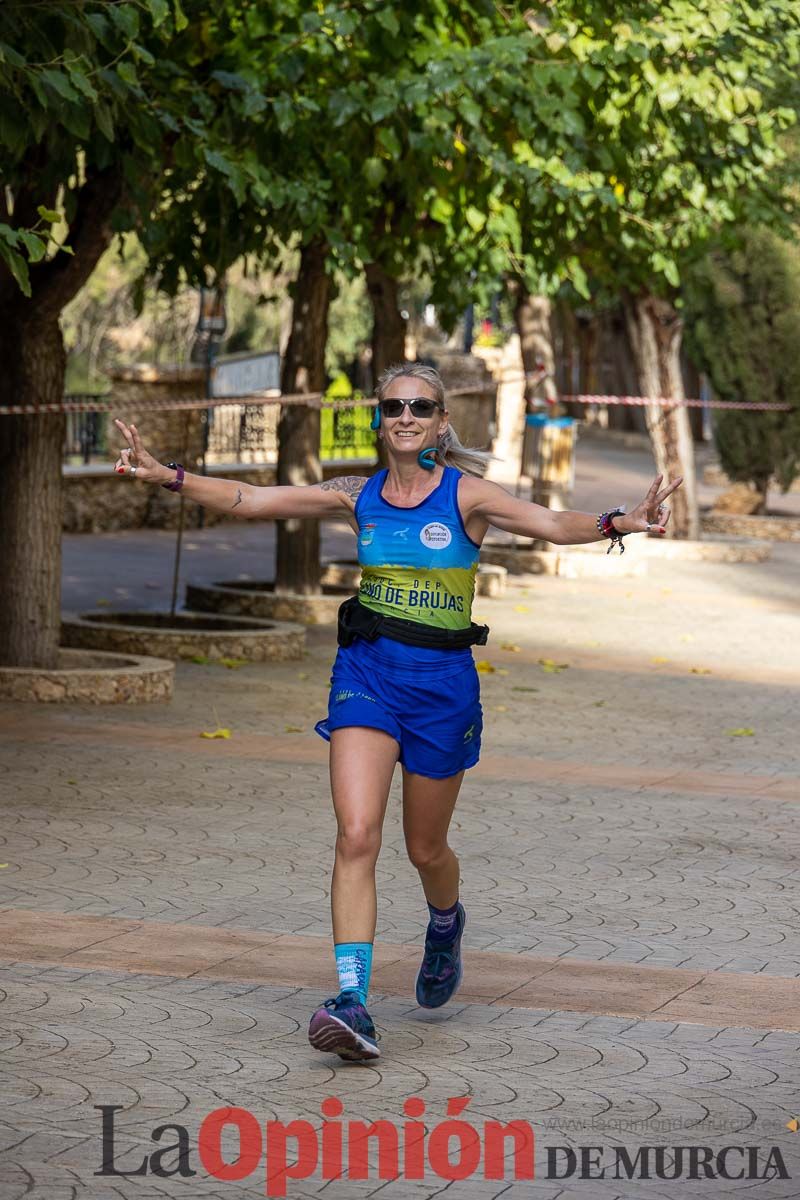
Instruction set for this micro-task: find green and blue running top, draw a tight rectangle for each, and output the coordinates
[354,467,480,631]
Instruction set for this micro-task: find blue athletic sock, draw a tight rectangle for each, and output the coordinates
[427,899,460,942]
[334,942,373,1005]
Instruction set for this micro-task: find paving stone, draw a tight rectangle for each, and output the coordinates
[1,476,800,1197]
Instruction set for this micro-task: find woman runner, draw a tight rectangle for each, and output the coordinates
[113,362,681,1062]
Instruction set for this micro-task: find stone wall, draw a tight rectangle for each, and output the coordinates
[63,461,373,533]
[109,364,207,473]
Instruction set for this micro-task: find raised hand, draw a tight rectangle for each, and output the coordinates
[615,474,683,536]
[112,419,170,484]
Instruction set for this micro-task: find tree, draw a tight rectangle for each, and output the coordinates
[0,1,292,666]
[473,1,800,535]
[683,227,800,508]
[563,0,800,536]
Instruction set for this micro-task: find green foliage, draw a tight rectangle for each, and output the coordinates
[683,227,800,495]
[477,0,800,303]
[4,0,800,339]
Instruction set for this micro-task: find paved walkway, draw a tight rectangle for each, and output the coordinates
[2,440,800,1198]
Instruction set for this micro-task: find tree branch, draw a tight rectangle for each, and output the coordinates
[29,166,124,320]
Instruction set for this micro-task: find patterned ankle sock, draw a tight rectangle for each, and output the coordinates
[334,942,373,1005]
[427,899,460,942]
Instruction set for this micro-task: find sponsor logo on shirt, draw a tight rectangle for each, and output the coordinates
[419,522,452,549]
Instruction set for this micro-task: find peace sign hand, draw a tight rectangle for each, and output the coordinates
[614,474,683,536]
[112,419,171,485]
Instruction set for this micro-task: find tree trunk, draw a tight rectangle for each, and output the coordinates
[512,282,558,408]
[275,238,332,595]
[623,291,699,539]
[0,319,66,667]
[606,307,646,433]
[365,261,407,385]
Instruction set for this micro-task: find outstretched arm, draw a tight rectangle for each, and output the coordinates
[462,475,682,545]
[112,419,364,519]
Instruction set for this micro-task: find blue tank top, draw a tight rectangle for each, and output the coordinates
[354,466,480,631]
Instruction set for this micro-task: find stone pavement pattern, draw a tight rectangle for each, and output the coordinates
[2,444,800,1197]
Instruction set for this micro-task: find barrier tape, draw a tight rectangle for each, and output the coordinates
[0,384,791,414]
[560,393,792,412]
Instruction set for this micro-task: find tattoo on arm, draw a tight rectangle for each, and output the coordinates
[232,488,243,510]
[320,476,367,501]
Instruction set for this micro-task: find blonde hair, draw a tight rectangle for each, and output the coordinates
[376,362,491,477]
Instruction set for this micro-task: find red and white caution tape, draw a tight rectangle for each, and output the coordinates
[0,387,791,415]
[560,393,791,412]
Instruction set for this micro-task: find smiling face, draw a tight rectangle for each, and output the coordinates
[380,374,448,464]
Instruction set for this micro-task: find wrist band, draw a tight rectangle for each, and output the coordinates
[597,507,627,554]
[161,462,185,493]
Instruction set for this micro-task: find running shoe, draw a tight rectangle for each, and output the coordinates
[415,902,466,1009]
[308,990,380,1061]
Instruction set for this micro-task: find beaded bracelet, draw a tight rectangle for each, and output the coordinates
[597,506,627,554]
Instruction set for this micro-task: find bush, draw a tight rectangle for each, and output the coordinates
[683,227,800,507]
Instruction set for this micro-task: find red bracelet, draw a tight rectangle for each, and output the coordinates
[597,507,627,554]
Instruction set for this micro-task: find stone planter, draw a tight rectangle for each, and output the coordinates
[638,534,772,562]
[0,648,174,704]
[322,560,361,590]
[702,513,800,544]
[480,539,648,579]
[61,611,305,662]
[185,581,353,625]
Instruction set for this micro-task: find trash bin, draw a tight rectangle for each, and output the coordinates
[521,413,578,510]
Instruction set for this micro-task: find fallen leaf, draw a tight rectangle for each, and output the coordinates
[67,780,77,785]
[284,725,304,733]
[651,657,670,664]
[298,672,309,680]
[787,1119,799,1133]
[511,686,538,693]
[218,657,249,670]
[513,605,530,614]
[500,642,521,652]
[95,598,111,607]
[0,864,7,868]
[475,660,496,673]
[726,727,755,737]
[191,655,211,665]
[593,700,605,707]
[538,658,569,674]
[494,705,508,713]
[496,668,510,676]
[200,728,232,739]
[690,667,712,675]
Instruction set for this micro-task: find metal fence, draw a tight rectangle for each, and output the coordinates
[64,398,110,464]
[63,397,377,465]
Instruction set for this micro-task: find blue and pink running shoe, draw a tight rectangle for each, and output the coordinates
[308,991,380,1061]
[415,902,466,1009]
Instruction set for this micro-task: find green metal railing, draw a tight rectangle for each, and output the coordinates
[320,401,376,461]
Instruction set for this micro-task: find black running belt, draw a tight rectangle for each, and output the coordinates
[337,596,489,650]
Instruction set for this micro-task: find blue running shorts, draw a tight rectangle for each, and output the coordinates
[315,635,483,779]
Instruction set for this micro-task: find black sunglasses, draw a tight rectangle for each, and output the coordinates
[379,396,444,419]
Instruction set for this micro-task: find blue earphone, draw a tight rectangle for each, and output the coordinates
[370,407,439,469]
